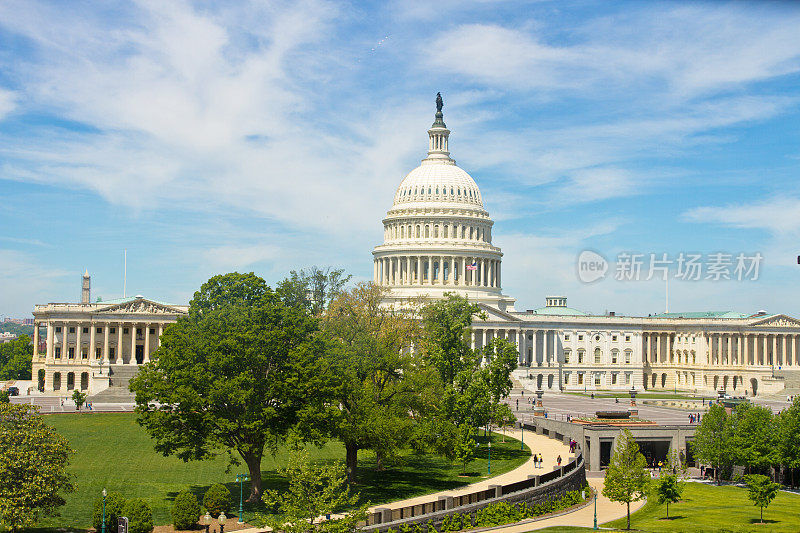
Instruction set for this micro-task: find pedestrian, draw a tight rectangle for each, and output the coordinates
[688,414,692,424]
[658,460,663,473]
[521,390,524,397]
[516,399,519,410]
[591,392,594,400]
[557,455,562,466]
[700,465,705,478]
[533,454,538,468]
[538,453,543,467]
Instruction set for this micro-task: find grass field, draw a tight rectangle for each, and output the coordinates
[40,413,529,531]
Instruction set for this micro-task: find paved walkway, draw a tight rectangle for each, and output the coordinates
[236,428,573,533]
[479,477,645,532]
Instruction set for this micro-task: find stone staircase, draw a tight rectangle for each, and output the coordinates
[90,365,139,402]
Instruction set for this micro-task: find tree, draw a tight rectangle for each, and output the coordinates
[321,282,420,481]
[454,423,477,473]
[0,391,8,404]
[72,390,87,411]
[691,403,734,484]
[744,474,780,524]
[279,266,352,315]
[0,403,74,531]
[777,398,800,487]
[0,335,32,381]
[265,451,367,533]
[130,272,327,502]
[123,498,154,533]
[420,294,482,386]
[652,474,682,519]
[491,403,516,443]
[730,403,776,472]
[602,429,650,530]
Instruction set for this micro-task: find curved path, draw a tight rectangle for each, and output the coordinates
[237,429,572,533]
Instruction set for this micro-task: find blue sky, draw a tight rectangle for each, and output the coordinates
[2,0,800,318]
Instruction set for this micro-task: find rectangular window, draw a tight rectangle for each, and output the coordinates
[578,351,584,363]
[83,327,89,334]
[594,352,601,364]
[612,373,618,385]
[55,347,61,358]
[68,347,75,359]
[564,351,570,363]
[110,347,116,358]
[611,352,618,364]
[95,348,102,359]
[110,327,116,334]
[96,327,102,334]
[578,335,584,341]
[137,328,143,335]
[69,327,75,333]
[594,375,602,386]
[564,373,570,384]
[123,328,129,335]
[564,334,570,341]
[81,349,88,359]
[55,326,62,333]
[625,335,631,342]
[625,373,631,384]
[577,374,584,385]
[612,335,617,341]
[149,328,156,335]
[625,351,631,364]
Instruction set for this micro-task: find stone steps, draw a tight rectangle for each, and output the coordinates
[90,365,139,402]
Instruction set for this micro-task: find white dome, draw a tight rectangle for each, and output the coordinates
[392,162,483,208]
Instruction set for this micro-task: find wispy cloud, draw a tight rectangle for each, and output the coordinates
[683,197,800,236]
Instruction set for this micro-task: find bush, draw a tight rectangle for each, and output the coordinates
[91,491,126,531]
[124,498,154,533]
[202,484,231,517]
[172,490,201,530]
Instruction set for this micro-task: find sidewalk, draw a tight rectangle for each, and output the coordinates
[236,428,572,533]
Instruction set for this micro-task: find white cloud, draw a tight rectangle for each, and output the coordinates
[683,197,800,236]
[0,89,16,120]
[0,249,70,316]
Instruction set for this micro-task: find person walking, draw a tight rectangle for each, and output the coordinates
[658,460,663,473]
[533,453,538,469]
[538,453,543,467]
[557,455,562,466]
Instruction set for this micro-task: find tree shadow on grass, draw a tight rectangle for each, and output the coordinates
[748,519,779,524]
[657,515,686,520]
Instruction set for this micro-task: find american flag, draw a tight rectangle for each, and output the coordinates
[466,261,477,271]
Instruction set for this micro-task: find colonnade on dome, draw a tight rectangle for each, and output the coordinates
[374,255,501,288]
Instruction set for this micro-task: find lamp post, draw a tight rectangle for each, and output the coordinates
[487,441,491,475]
[236,473,249,523]
[202,512,211,533]
[101,488,107,533]
[218,513,227,533]
[593,492,598,530]
[520,422,524,451]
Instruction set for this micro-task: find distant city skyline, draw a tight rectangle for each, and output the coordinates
[2,1,800,317]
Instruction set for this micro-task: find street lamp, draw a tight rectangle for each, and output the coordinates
[218,513,227,533]
[520,422,524,451]
[593,492,598,530]
[236,473,249,523]
[487,441,492,475]
[101,489,107,533]
[202,512,211,533]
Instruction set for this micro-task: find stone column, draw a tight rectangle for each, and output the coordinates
[62,322,69,361]
[157,323,163,348]
[46,322,54,363]
[517,329,523,364]
[438,256,444,284]
[772,334,777,366]
[726,334,732,366]
[655,333,661,363]
[33,322,40,357]
[130,324,137,365]
[471,330,476,350]
[489,260,494,288]
[406,256,411,285]
[144,324,151,363]
[790,334,796,367]
[90,321,96,362]
[116,324,123,363]
[103,324,109,364]
[75,322,82,362]
[427,256,432,285]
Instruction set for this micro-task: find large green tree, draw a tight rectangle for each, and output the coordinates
[279,266,352,316]
[0,334,32,380]
[777,397,800,487]
[129,272,326,502]
[691,403,734,484]
[321,282,420,481]
[420,294,481,386]
[0,404,74,531]
[602,429,650,530]
[731,403,777,472]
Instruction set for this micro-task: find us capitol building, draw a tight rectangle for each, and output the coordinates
[31,95,800,398]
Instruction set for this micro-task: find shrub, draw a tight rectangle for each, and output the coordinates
[172,490,201,530]
[203,484,231,517]
[91,491,126,531]
[124,498,154,533]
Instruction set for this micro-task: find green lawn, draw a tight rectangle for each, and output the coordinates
[39,413,529,531]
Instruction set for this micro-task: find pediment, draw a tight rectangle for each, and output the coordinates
[474,303,521,323]
[750,314,800,328]
[96,298,186,315]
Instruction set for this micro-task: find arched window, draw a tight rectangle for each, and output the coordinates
[578,349,585,363]
[416,225,420,238]
[564,349,571,363]
[443,225,448,238]
[428,187,431,194]
[53,372,61,391]
[594,348,602,364]
[450,187,454,195]
[434,225,439,238]
[461,226,465,239]
[401,226,405,238]
[425,225,430,238]
[436,187,439,194]
[624,350,632,364]
[469,227,474,240]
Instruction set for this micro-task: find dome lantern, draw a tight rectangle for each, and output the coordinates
[424,92,454,165]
